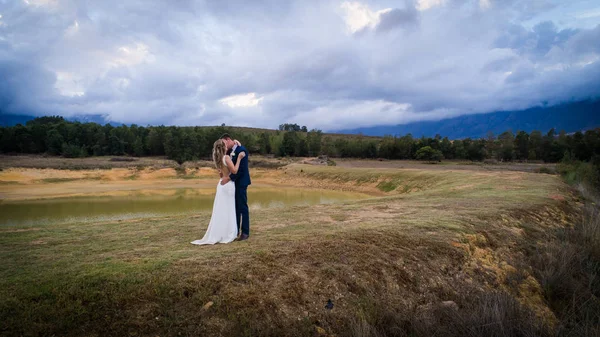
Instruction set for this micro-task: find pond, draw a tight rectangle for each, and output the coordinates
[0,187,368,227]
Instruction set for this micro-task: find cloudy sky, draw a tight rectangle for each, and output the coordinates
[1,0,599,130]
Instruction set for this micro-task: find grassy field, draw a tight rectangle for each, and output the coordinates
[0,157,586,336]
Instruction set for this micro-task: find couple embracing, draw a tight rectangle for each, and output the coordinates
[191,133,251,245]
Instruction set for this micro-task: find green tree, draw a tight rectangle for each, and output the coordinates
[46,129,64,155]
[92,128,107,156]
[321,136,336,157]
[528,131,543,160]
[281,131,299,156]
[377,136,396,159]
[146,127,165,156]
[296,138,309,157]
[415,146,443,162]
[306,129,322,156]
[572,131,590,161]
[334,138,350,157]
[397,135,415,159]
[514,131,529,160]
[452,140,467,159]
[193,128,208,158]
[61,143,85,158]
[0,127,16,153]
[279,123,301,132]
[28,123,48,153]
[163,129,181,162]
[258,132,272,155]
[542,128,562,162]
[271,132,284,157]
[364,141,378,158]
[0,127,5,153]
[108,128,125,155]
[485,131,498,159]
[440,137,453,159]
[180,129,199,161]
[13,124,33,153]
[498,131,515,161]
[133,137,144,157]
[26,116,64,126]
[467,139,487,161]
[584,129,600,158]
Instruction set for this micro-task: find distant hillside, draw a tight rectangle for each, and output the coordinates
[335,100,600,139]
[0,114,36,127]
[0,114,124,127]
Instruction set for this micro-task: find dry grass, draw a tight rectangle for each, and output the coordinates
[0,154,179,170]
[526,202,600,336]
[0,154,293,171]
[0,162,583,336]
[336,158,557,173]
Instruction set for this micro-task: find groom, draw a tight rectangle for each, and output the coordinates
[221,134,251,241]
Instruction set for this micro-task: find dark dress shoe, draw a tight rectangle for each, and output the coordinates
[238,234,249,241]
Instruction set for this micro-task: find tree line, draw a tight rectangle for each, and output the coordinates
[1,116,599,164]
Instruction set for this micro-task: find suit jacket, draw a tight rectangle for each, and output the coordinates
[229,145,251,187]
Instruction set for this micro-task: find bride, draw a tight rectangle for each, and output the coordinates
[191,138,245,245]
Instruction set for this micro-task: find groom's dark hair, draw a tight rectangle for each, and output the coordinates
[220,133,232,140]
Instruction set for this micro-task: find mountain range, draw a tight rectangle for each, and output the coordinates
[2,99,599,139]
[334,99,600,139]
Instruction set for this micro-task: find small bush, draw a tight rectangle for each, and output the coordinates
[376,181,397,192]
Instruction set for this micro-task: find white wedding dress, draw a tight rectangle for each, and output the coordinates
[191,157,238,245]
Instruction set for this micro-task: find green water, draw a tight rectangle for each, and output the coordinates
[0,187,367,227]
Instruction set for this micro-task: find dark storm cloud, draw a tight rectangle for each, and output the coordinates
[494,21,579,59]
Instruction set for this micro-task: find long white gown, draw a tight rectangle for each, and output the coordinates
[191,158,238,245]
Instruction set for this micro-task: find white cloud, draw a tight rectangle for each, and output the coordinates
[575,8,600,19]
[294,99,412,130]
[54,72,85,97]
[417,0,447,11]
[479,0,492,10]
[64,20,79,37]
[340,1,392,33]
[109,43,153,68]
[23,0,58,7]
[219,93,264,108]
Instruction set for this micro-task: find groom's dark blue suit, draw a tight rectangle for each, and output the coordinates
[229,145,251,236]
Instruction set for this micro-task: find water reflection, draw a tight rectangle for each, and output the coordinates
[0,187,367,226]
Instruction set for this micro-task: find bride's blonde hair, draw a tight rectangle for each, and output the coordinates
[213,139,227,170]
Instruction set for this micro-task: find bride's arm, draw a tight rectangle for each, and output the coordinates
[225,152,245,174]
